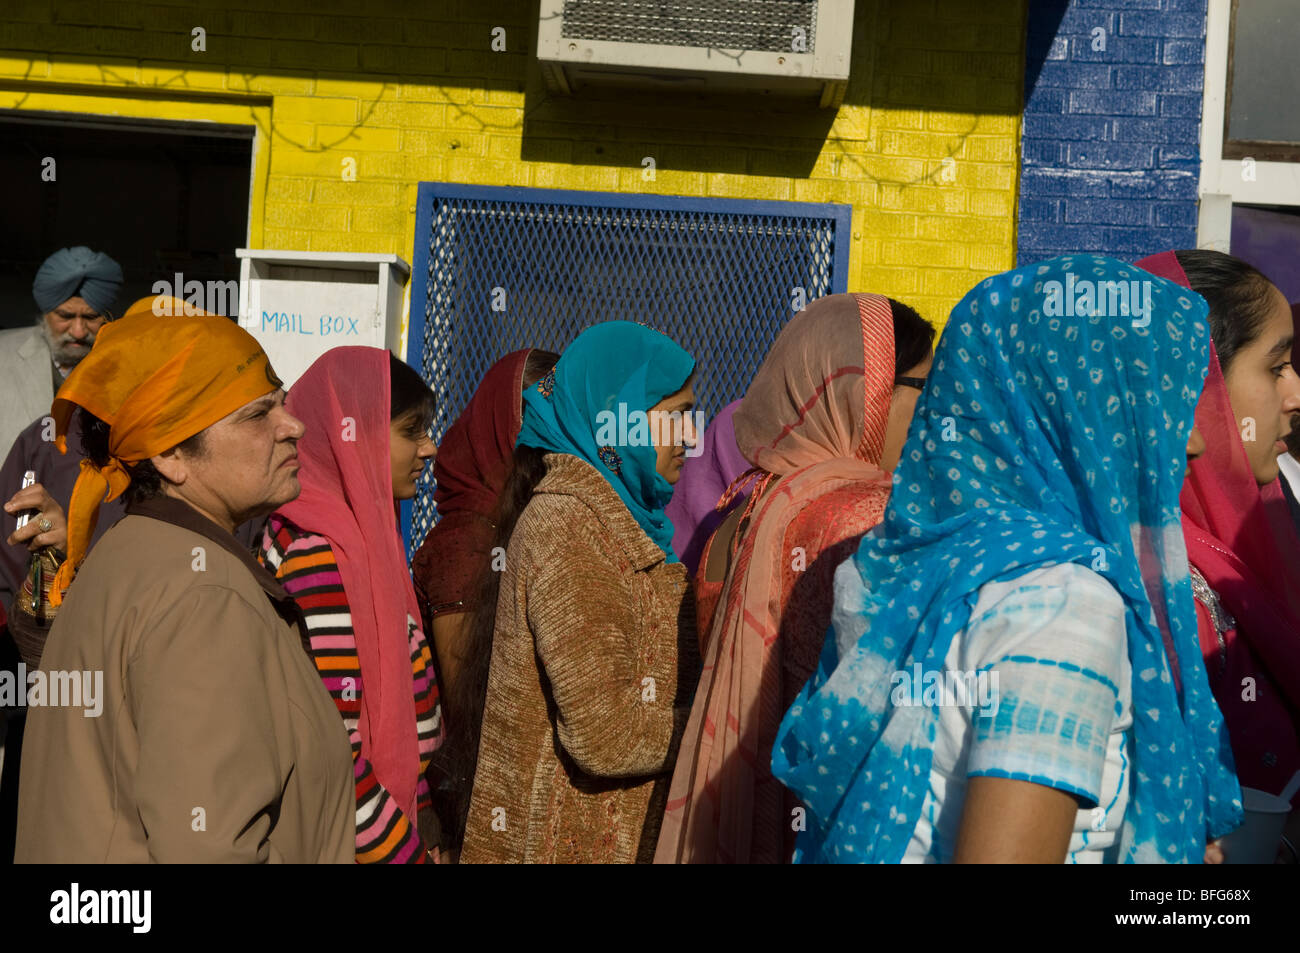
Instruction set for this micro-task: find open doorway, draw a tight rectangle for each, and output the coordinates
[0,111,254,327]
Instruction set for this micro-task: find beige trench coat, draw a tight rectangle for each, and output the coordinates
[14,495,354,863]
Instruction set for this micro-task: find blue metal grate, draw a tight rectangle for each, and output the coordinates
[402,183,850,556]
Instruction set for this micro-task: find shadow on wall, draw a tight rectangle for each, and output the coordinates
[519,0,1027,179]
[0,0,533,99]
[2,0,1026,181]
[1024,0,1070,104]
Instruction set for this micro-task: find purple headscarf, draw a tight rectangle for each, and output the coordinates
[666,400,752,576]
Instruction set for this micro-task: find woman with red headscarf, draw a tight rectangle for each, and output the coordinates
[259,346,444,863]
[1138,251,1300,858]
[655,293,934,864]
[410,347,557,857]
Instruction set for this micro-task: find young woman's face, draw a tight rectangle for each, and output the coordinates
[880,353,933,472]
[650,381,697,485]
[390,411,437,500]
[1222,284,1300,485]
[1185,424,1207,486]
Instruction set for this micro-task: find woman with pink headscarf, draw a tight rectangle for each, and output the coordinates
[655,293,934,864]
[259,347,445,863]
[1138,251,1300,858]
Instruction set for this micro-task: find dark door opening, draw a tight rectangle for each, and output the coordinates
[0,112,253,328]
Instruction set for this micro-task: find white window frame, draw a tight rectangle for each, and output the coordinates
[1197,0,1300,250]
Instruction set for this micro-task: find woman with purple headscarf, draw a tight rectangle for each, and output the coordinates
[665,400,751,646]
[666,401,751,575]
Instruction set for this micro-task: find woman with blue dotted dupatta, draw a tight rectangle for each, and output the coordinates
[772,255,1243,864]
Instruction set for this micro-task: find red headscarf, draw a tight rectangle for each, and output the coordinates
[279,346,422,822]
[1138,251,1300,797]
[412,349,533,616]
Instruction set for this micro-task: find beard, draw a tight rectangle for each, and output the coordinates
[38,317,96,368]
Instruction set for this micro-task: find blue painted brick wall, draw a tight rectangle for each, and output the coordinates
[1017,0,1208,265]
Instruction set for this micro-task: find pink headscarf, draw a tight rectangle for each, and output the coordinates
[1138,252,1300,797]
[279,346,422,822]
[656,293,897,863]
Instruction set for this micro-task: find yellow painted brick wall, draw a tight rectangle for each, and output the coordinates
[0,0,1025,328]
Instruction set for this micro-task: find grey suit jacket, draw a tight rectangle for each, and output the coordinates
[0,324,56,462]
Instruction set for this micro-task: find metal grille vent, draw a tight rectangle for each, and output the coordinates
[403,183,850,557]
[559,0,818,53]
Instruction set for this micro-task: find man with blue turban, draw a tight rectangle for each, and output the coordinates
[0,247,123,462]
[0,245,121,860]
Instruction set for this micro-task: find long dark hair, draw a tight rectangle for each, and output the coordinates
[436,348,557,848]
[1173,250,1278,374]
[889,297,936,373]
[390,351,436,427]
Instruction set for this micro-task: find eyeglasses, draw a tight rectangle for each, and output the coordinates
[895,376,927,391]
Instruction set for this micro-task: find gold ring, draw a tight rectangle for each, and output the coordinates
[38,517,53,532]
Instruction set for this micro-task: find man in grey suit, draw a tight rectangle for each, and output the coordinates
[0,247,123,463]
[1,245,120,862]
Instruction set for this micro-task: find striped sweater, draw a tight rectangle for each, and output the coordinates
[260,514,444,863]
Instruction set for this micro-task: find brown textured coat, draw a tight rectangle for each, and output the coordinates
[461,453,699,863]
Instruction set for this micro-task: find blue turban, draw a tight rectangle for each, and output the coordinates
[32,246,124,315]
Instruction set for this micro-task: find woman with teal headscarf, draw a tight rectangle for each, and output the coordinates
[460,321,703,863]
[772,255,1243,864]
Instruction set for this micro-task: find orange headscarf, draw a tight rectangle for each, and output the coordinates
[48,296,280,605]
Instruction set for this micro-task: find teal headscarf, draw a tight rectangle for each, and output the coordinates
[516,321,695,561]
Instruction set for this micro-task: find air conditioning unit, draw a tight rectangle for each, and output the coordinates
[537,0,855,108]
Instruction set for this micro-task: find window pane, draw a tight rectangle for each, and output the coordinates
[1231,204,1300,305]
[1228,0,1300,144]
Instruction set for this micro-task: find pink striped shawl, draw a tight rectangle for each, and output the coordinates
[656,293,898,863]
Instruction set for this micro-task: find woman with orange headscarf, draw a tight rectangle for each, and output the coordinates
[15,298,354,863]
[656,293,934,864]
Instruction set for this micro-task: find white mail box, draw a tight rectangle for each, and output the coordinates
[236,249,410,387]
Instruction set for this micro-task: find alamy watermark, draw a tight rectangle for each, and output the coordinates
[151,273,239,317]
[594,404,706,457]
[1041,273,1152,328]
[50,883,150,933]
[890,663,1000,716]
[0,664,103,717]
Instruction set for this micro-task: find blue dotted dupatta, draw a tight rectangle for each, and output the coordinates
[772,255,1242,863]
